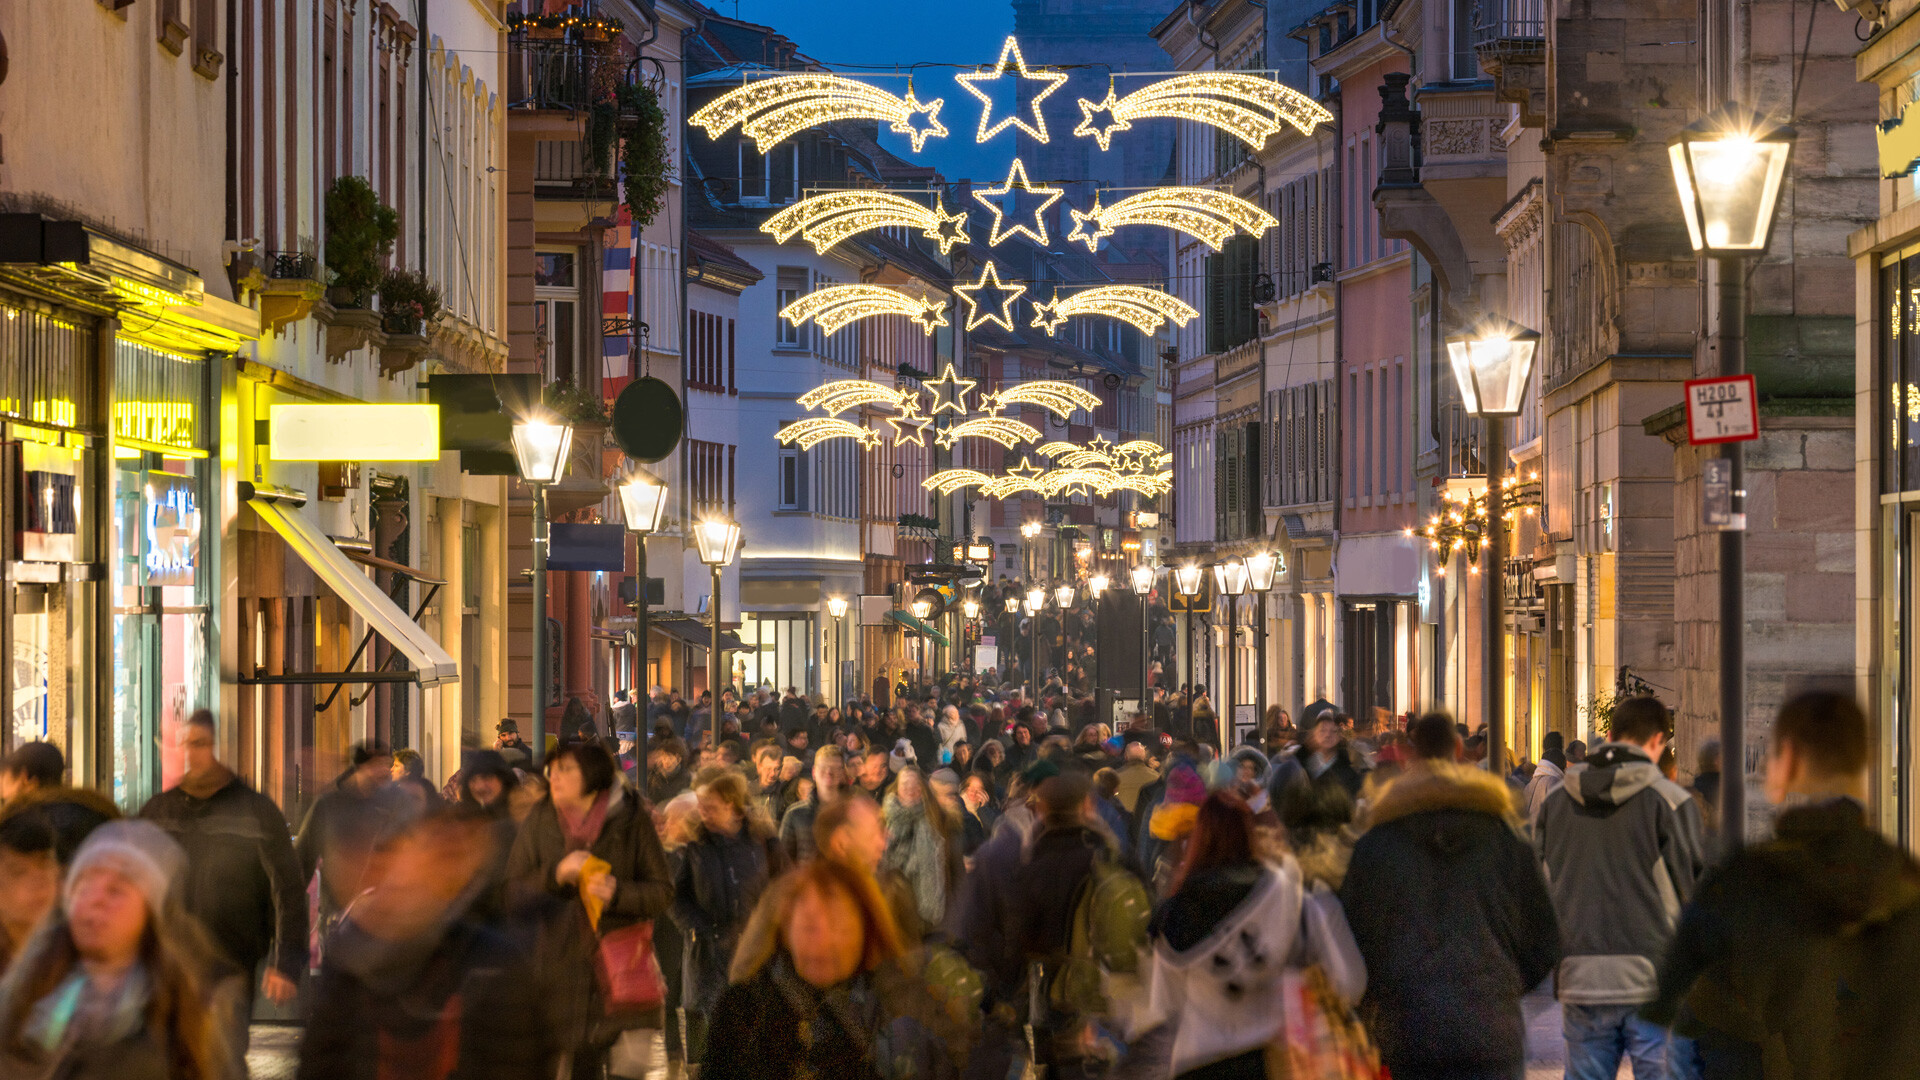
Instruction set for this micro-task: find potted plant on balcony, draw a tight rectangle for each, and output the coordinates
[615,81,672,228]
[323,176,398,309]
[543,379,610,426]
[378,267,442,335]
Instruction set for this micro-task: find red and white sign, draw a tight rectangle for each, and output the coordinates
[1684,375,1760,445]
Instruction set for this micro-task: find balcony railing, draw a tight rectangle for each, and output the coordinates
[1470,0,1545,48]
[508,38,622,112]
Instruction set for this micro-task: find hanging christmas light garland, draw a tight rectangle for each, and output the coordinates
[1074,72,1333,152]
[779,285,948,336]
[690,75,948,152]
[1068,187,1278,252]
[761,191,972,255]
[1030,286,1200,335]
[796,380,914,416]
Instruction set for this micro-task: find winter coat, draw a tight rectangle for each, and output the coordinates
[646,763,692,805]
[0,784,119,865]
[1644,798,1920,1080]
[1535,742,1706,1005]
[296,779,401,911]
[704,953,971,1080]
[1523,755,1565,825]
[905,722,942,773]
[1147,860,1303,1079]
[670,824,785,1011]
[882,793,959,929]
[1339,761,1559,1074]
[1114,762,1158,815]
[139,767,309,979]
[0,963,245,1080]
[955,818,1104,1003]
[505,782,672,1047]
[779,797,821,864]
[1267,743,1368,805]
[298,916,554,1080]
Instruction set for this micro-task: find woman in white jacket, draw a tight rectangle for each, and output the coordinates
[1144,790,1365,1079]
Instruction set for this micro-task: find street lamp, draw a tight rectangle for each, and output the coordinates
[1669,109,1791,846]
[1245,551,1281,732]
[617,469,668,749]
[694,515,742,750]
[1054,583,1075,609]
[1173,563,1204,701]
[1084,573,1108,697]
[1446,315,1540,778]
[1212,561,1249,752]
[512,415,574,770]
[1131,563,1155,714]
[1021,520,1044,582]
[827,596,848,708]
[1026,585,1048,699]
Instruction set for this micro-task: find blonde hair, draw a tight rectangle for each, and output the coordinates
[699,770,776,839]
[728,859,903,984]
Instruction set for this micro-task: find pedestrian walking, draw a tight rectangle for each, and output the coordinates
[780,746,848,864]
[1525,730,1568,824]
[0,820,240,1080]
[507,741,673,1080]
[670,769,788,1063]
[138,711,307,1065]
[0,741,120,864]
[881,767,963,932]
[492,719,532,771]
[1644,693,1920,1080]
[298,807,554,1080]
[452,749,520,918]
[1339,713,1560,1080]
[1536,695,1706,1080]
[1686,739,1721,841]
[295,742,397,935]
[647,737,693,805]
[0,809,59,976]
[1267,710,1368,804]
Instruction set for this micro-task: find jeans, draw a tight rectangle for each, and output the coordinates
[1563,1003,1701,1080]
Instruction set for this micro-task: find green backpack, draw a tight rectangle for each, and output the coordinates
[1047,855,1152,1016]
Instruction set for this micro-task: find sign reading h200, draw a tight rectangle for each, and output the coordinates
[1683,375,1760,445]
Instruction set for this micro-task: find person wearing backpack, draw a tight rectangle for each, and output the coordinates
[955,759,1149,1080]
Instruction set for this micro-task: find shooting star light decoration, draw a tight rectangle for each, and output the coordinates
[1067,187,1277,252]
[690,75,948,152]
[1074,73,1332,152]
[935,416,1043,449]
[761,191,971,255]
[775,417,882,450]
[779,285,948,336]
[1030,286,1200,335]
[976,381,1102,419]
[796,380,913,416]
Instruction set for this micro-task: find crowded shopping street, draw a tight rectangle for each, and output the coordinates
[2,0,1919,1077]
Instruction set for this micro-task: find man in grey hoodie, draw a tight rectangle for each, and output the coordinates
[1536,695,1706,1080]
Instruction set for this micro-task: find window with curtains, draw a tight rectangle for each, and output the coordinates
[686,310,735,394]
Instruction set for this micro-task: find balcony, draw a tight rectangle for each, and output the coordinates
[1471,0,1545,127]
[508,38,620,112]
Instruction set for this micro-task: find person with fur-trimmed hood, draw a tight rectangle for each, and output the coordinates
[1339,713,1560,1080]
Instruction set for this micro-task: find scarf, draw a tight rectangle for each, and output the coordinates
[25,965,151,1057]
[556,790,611,853]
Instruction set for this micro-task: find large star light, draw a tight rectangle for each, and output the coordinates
[972,159,1063,247]
[953,263,1028,333]
[924,362,978,417]
[955,37,1068,144]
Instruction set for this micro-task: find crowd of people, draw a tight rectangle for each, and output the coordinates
[0,677,1912,1079]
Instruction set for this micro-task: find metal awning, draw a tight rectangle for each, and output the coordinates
[652,617,747,653]
[246,496,459,687]
[886,609,950,647]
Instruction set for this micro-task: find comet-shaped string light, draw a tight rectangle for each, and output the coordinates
[976,381,1102,419]
[1030,285,1200,336]
[780,285,948,336]
[935,416,1043,449]
[922,469,994,495]
[775,417,882,450]
[796,380,911,416]
[691,74,948,152]
[1074,72,1332,152]
[762,191,971,255]
[1068,187,1277,253]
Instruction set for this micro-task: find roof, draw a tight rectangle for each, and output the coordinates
[685,230,764,293]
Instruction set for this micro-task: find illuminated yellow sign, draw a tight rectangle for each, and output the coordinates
[114,401,199,455]
[268,403,441,461]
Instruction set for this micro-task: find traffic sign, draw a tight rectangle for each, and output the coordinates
[1684,375,1759,445]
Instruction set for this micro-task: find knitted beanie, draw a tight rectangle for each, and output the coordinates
[65,820,185,917]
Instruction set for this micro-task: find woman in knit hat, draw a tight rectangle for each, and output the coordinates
[0,819,236,1080]
[1146,764,1209,899]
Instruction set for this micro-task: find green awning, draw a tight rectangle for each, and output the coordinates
[886,609,950,647]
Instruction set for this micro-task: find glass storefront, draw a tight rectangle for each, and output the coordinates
[739,611,816,698]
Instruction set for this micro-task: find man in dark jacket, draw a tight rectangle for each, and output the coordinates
[1537,696,1706,1080]
[0,741,118,863]
[1645,693,1920,1080]
[1340,714,1560,1080]
[141,710,308,1057]
[296,741,397,923]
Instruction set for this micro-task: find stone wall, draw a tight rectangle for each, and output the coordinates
[1664,415,1854,839]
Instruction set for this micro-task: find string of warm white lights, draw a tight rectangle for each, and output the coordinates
[796,380,912,416]
[923,468,995,496]
[1075,72,1332,152]
[934,416,1043,449]
[972,159,1064,246]
[954,36,1068,144]
[1030,286,1200,335]
[976,381,1103,419]
[1068,187,1278,252]
[690,75,948,152]
[774,417,883,450]
[761,191,971,255]
[779,285,948,336]
[952,263,1028,332]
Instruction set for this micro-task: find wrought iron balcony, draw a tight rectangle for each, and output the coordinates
[1470,0,1545,49]
[508,38,621,112]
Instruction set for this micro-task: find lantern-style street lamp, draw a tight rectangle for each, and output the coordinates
[512,415,574,770]
[694,516,742,750]
[617,470,668,746]
[1173,563,1204,698]
[1025,585,1048,699]
[827,596,848,706]
[1131,563,1155,710]
[1212,561,1249,752]
[1669,109,1790,847]
[1244,551,1282,729]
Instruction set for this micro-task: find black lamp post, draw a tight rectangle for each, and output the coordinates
[511,415,574,771]
[1212,560,1248,753]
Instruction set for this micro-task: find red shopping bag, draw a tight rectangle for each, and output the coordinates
[595,921,667,1014]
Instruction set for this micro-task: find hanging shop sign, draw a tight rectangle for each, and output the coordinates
[267,403,442,462]
[18,440,78,563]
[142,471,199,587]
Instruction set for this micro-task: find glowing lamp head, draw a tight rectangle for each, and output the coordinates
[617,470,669,534]
[693,517,743,567]
[511,417,574,485]
[1026,586,1048,610]
[1445,315,1540,417]
[911,599,934,620]
[1212,560,1249,597]
[1172,563,1204,598]
[1668,110,1793,254]
[1054,584,1075,608]
[1130,564,1155,596]
[1244,550,1281,592]
[961,597,981,619]
[1087,573,1109,598]
[1004,596,1021,614]
[1021,521,1043,539]
[827,596,849,620]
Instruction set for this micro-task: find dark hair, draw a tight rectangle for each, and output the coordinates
[1610,696,1671,745]
[1408,713,1460,760]
[1175,791,1257,892]
[554,741,617,797]
[651,736,689,762]
[1278,773,1355,839]
[392,748,425,778]
[1541,731,1564,752]
[1774,692,1869,778]
[0,809,56,858]
[1,742,63,787]
[184,709,216,734]
[1034,769,1091,825]
[350,741,392,767]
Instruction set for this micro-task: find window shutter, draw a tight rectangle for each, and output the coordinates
[1243,421,1262,537]
[1215,431,1229,540]
[1205,254,1226,355]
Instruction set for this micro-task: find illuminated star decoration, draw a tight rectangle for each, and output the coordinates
[1074,72,1333,153]
[780,285,947,336]
[776,417,882,450]
[923,362,978,416]
[954,36,1069,144]
[953,263,1028,332]
[972,159,1064,247]
[976,380,1102,419]
[886,402,935,447]
[1030,286,1200,336]
[909,295,950,334]
[936,416,1043,449]
[762,191,974,255]
[797,380,911,416]
[1067,187,1277,253]
[690,74,949,152]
